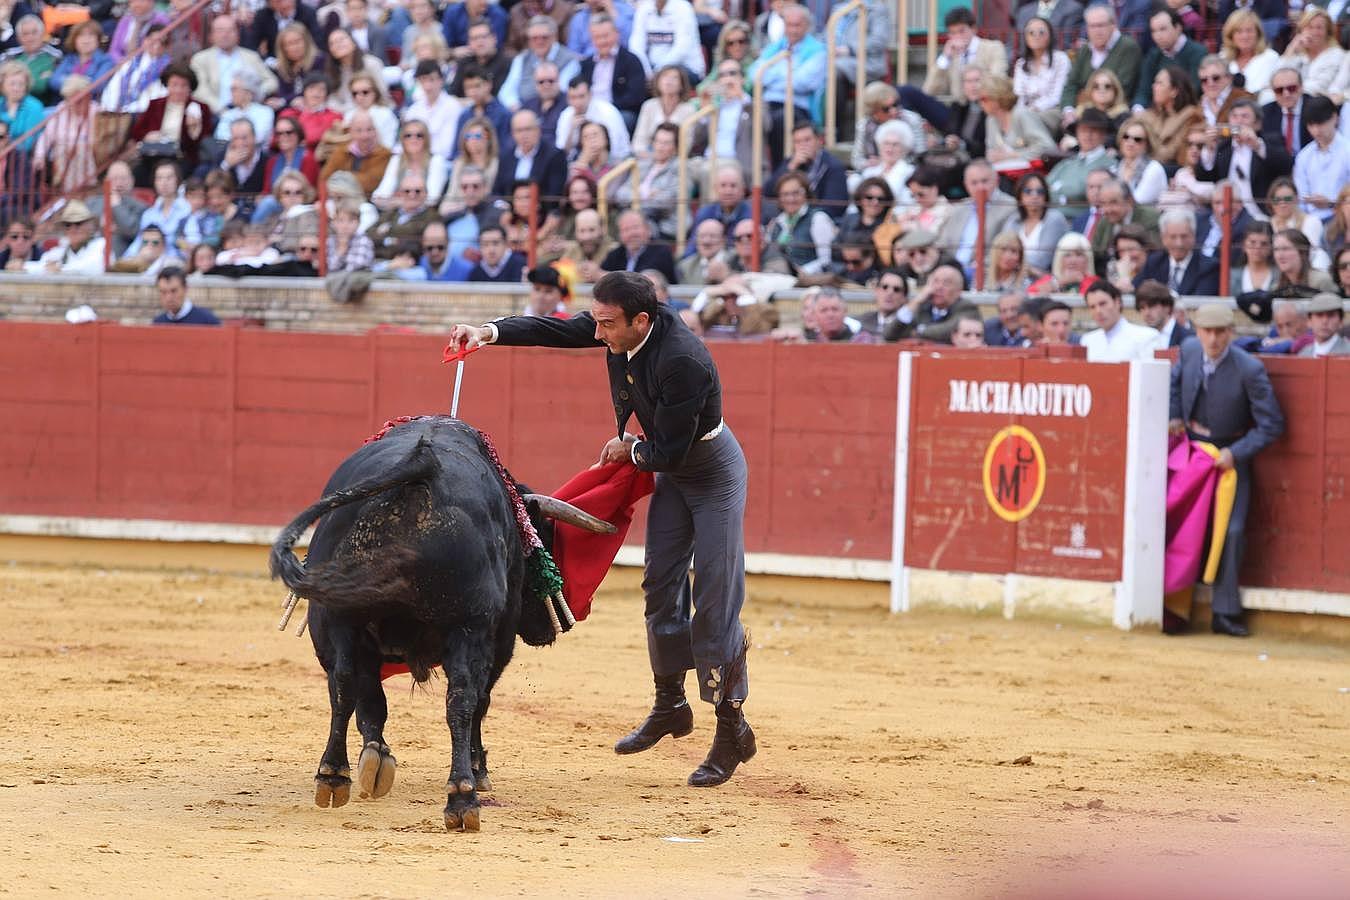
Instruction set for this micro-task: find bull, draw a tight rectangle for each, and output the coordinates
[269,416,615,831]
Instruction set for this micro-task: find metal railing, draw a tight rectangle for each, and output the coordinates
[596,159,640,231]
[824,0,866,149]
[675,104,718,258]
[0,0,217,223]
[749,48,790,274]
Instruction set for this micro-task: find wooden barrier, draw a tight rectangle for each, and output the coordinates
[1,322,1347,595]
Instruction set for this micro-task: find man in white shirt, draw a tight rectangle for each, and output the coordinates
[553,76,631,160]
[1292,95,1350,224]
[1080,280,1161,362]
[32,200,106,276]
[630,0,705,80]
[1297,294,1350,356]
[405,60,462,157]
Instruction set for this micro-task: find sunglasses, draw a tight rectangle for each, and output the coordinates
[6,232,30,239]
[462,183,484,190]
[403,132,426,139]
[1121,134,1146,142]
[1091,82,1114,90]
[399,187,425,194]
[1199,74,1226,84]
[1338,261,1350,269]
[352,88,375,96]
[1022,186,1047,196]
[842,257,865,265]
[1272,194,1296,202]
[1272,84,1300,95]
[724,37,748,46]
[463,131,485,140]
[860,194,886,202]
[423,243,446,251]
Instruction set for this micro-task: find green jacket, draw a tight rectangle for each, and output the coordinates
[1132,38,1207,109]
[1060,34,1142,110]
[1046,150,1117,220]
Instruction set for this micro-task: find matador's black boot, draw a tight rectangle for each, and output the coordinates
[687,701,757,787]
[614,673,694,754]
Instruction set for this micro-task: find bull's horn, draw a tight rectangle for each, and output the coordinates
[522,495,618,534]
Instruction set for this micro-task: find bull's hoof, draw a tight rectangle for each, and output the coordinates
[357,742,396,800]
[475,772,493,794]
[314,774,352,808]
[444,778,480,832]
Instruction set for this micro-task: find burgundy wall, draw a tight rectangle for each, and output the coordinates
[1,322,1345,592]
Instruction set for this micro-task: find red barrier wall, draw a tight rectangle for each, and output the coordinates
[1,323,1346,593]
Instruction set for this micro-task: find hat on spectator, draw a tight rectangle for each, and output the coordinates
[1307,293,1345,316]
[60,199,94,224]
[1192,303,1235,329]
[414,59,442,79]
[898,229,936,250]
[1238,290,1272,323]
[60,74,90,100]
[527,264,569,296]
[1073,108,1112,134]
[231,69,262,97]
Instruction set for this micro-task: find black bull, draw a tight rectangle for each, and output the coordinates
[269,417,615,832]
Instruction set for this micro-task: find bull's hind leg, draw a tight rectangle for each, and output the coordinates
[312,617,359,809]
[354,645,396,800]
[442,638,491,832]
[471,696,491,793]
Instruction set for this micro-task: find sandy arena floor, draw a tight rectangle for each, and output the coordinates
[1,562,1348,899]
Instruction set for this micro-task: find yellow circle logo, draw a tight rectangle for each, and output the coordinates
[982,426,1046,523]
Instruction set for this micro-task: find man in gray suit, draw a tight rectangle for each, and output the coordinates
[1297,294,1350,357]
[1169,304,1285,637]
[448,271,755,787]
[937,160,1017,276]
[885,262,978,343]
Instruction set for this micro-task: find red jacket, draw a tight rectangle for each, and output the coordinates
[262,148,320,193]
[130,97,215,168]
[279,106,343,150]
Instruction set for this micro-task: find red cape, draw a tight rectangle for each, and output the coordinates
[550,461,654,621]
[380,461,652,680]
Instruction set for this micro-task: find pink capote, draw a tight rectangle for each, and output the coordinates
[1164,434,1221,593]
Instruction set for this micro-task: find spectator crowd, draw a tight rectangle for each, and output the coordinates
[1,0,1349,352]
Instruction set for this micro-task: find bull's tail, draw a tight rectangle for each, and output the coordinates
[269,437,438,607]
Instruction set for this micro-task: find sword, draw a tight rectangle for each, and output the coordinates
[441,341,481,418]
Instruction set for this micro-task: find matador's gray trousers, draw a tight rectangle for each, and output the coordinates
[640,426,749,705]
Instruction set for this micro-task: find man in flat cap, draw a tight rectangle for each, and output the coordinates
[1169,303,1285,636]
[1297,295,1350,357]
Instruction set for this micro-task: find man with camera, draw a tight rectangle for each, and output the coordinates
[1196,97,1291,221]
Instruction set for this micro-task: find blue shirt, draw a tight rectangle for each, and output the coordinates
[395,254,474,282]
[442,2,508,49]
[453,100,513,159]
[1293,133,1350,222]
[745,33,826,109]
[566,1,635,56]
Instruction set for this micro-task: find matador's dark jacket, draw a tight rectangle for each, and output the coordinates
[492,305,723,473]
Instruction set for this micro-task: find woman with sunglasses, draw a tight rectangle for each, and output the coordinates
[443,116,500,216]
[261,117,320,200]
[1267,177,1331,270]
[344,71,399,150]
[838,176,895,248]
[1111,116,1168,205]
[271,23,327,109]
[695,19,751,95]
[372,118,448,209]
[1000,171,1068,276]
[1320,185,1350,258]
[1013,16,1069,133]
[264,170,319,254]
[1062,69,1129,152]
[1230,219,1278,296]
[1272,228,1336,297]
[325,27,387,111]
[1140,65,1203,166]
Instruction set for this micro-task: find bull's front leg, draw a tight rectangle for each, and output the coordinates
[442,638,490,832]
